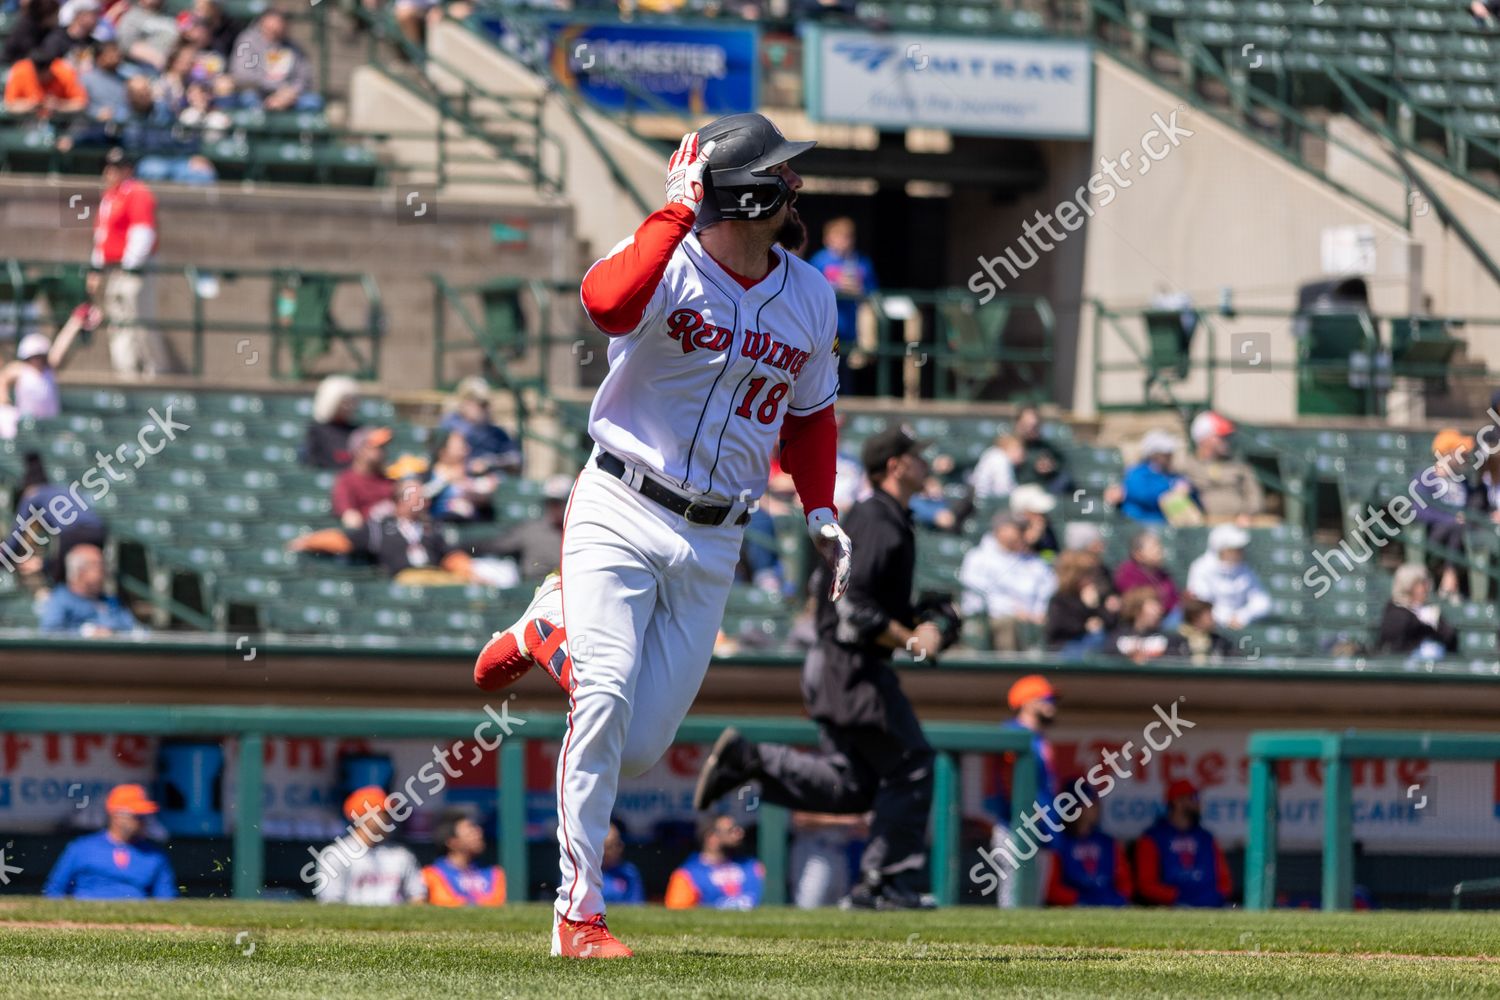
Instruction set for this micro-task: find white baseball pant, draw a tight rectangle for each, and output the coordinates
[554,460,743,921]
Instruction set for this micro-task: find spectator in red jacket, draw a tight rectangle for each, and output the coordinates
[331,426,394,529]
[1133,780,1232,907]
[1045,787,1131,907]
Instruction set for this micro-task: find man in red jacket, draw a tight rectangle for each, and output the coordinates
[89,148,172,376]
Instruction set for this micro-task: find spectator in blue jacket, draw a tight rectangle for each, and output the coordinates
[43,783,177,899]
[600,818,645,905]
[39,544,144,635]
[440,377,522,476]
[1134,780,1231,907]
[1121,430,1198,524]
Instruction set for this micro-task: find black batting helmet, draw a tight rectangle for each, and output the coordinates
[695,113,815,228]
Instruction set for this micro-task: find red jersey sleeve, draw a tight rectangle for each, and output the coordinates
[580,203,695,335]
[778,404,836,516]
[124,183,158,230]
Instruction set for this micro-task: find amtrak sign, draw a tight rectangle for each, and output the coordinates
[805,28,1092,138]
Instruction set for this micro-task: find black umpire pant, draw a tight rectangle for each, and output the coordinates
[751,686,935,889]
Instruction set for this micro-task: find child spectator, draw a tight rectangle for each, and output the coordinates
[177,79,230,139]
[426,429,499,522]
[1110,586,1170,663]
[1168,596,1234,663]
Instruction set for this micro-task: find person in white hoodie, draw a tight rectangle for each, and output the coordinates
[1185,524,1270,630]
[959,512,1057,651]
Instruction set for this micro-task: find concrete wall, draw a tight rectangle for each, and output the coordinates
[1073,55,1416,421]
[0,175,574,391]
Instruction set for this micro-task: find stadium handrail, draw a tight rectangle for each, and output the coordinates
[3,629,1498,681]
[1087,0,1415,229]
[0,702,1039,907]
[1088,298,1499,414]
[431,274,1057,403]
[0,259,384,380]
[355,8,565,196]
[1244,729,1500,912]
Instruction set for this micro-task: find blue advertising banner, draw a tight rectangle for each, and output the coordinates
[479,18,760,116]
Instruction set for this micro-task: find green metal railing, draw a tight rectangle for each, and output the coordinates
[356,9,564,195]
[1090,299,1498,415]
[1244,729,1500,912]
[0,259,383,380]
[0,703,1037,907]
[432,275,1056,403]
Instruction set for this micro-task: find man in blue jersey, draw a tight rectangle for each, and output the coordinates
[43,783,177,899]
[663,815,764,910]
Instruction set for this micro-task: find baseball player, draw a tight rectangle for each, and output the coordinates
[472,112,851,958]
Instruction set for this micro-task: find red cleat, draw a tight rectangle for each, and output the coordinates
[473,574,570,693]
[473,627,533,691]
[552,913,633,959]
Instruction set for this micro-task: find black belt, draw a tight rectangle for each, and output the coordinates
[596,452,750,527]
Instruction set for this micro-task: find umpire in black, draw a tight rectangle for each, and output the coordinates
[693,426,945,909]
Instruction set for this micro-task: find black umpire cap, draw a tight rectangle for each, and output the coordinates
[861,425,925,477]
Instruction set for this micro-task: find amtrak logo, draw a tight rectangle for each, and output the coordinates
[834,43,902,72]
[832,41,1076,82]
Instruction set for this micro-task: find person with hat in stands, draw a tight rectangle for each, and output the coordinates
[1120,430,1199,524]
[302,375,363,470]
[988,674,1058,908]
[312,786,427,905]
[958,509,1056,652]
[1134,780,1232,907]
[692,426,943,911]
[1009,483,1059,558]
[1412,428,1483,599]
[90,146,173,376]
[1045,782,1131,907]
[420,807,505,907]
[440,376,523,477]
[0,332,62,439]
[3,33,88,115]
[1178,411,1265,523]
[330,425,395,530]
[43,784,176,898]
[1185,524,1270,631]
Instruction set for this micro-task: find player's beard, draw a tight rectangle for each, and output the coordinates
[775,198,807,253]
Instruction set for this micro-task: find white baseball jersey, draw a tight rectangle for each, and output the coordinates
[314,839,426,906]
[584,232,839,502]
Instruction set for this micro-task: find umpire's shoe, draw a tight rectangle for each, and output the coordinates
[693,727,759,811]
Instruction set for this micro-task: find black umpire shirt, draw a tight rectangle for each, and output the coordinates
[804,487,917,729]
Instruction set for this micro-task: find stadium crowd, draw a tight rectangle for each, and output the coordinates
[1,0,322,181]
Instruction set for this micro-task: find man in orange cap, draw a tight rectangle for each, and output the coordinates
[43,784,177,898]
[1410,428,1480,598]
[307,785,426,905]
[989,674,1059,908]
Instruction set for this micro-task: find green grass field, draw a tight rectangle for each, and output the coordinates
[2,899,1498,998]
